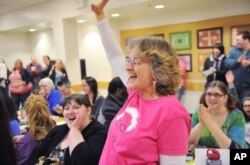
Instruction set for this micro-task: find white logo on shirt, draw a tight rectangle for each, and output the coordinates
[116,107,138,132]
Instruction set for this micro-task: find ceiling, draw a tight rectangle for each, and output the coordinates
[0,0,50,14]
[1,0,250,32]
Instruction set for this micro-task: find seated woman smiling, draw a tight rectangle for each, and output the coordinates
[32,94,107,165]
[189,81,248,149]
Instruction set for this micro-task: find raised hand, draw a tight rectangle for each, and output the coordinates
[71,107,91,131]
[91,0,109,15]
[225,70,234,85]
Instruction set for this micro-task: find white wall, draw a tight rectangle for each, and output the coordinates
[181,90,203,114]
[0,29,56,69]
[0,32,31,69]
[30,29,55,66]
[77,22,113,81]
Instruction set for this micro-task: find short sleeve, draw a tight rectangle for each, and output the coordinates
[157,117,190,155]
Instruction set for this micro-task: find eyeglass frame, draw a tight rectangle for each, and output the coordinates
[205,92,225,98]
[125,57,148,66]
[243,104,250,108]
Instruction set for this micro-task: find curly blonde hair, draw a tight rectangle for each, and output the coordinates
[24,94,55,140]
[127,36,181,95]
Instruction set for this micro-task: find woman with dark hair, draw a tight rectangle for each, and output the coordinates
[0,85,20,136]
[189,80,248,149]
[5,95,20,136]
[82,76,104,119]
[0,93,17,165]
[41,55,53,78]
[32,94,107,165]
[203,43,228,87]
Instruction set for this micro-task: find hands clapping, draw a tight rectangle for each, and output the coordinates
[198,104,212,127]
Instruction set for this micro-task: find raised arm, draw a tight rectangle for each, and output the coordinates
[91,0,128,85]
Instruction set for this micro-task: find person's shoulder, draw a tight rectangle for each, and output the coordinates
[51,89,62,96]
[97,95,105,100]
[229,47,241,53]
[90,119,106,129]
[231,108,243,114]
[17,132,35,144]
[229,109,245,120]
[156,96,190,116]
[48,124,68,136]
[26,63,31,67]
[84,119,107,135]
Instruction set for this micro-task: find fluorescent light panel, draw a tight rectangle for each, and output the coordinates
[154,4,165,9]
[111,13,120,17]
[29,28,36,32]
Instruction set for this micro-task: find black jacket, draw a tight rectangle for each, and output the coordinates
[31,119,107,165]
[102,94,125,128]
[203,54,228,87]
[49,67,68,85]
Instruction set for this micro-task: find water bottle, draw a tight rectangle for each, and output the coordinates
[206,148,222,165]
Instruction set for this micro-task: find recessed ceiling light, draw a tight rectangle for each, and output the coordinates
[29,28,36,32]
[111,13,120,17]
[77,19,85,23]
[154,5,165,9]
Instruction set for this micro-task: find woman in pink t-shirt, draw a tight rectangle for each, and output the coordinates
[92,1,191,164]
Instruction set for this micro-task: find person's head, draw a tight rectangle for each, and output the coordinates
[31,56,37,64]
[55,59,64,70]
[62,94,92,129]
[13,59,23,70]
[201,81,236,111]
[108,77,128,102]
[24,94,54,140]
[236,31,250,49]
[43,55,51,66]
[126,36,180,96]
[213,43,225,59]
[57,81,72,97]
[82,76,98,102]
[242,97,250,117]
[39,78,55,98]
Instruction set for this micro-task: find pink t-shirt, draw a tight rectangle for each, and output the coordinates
[99,90,191,165]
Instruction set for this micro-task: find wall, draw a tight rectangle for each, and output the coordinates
[0,32,31,68]
[120,14,250,90]
[77,22,113,82]
[30,29,55,66]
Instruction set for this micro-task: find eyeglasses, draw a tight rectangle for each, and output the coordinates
[125,57,145,66]
[243,104,250,108]
[205,92,224,98]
